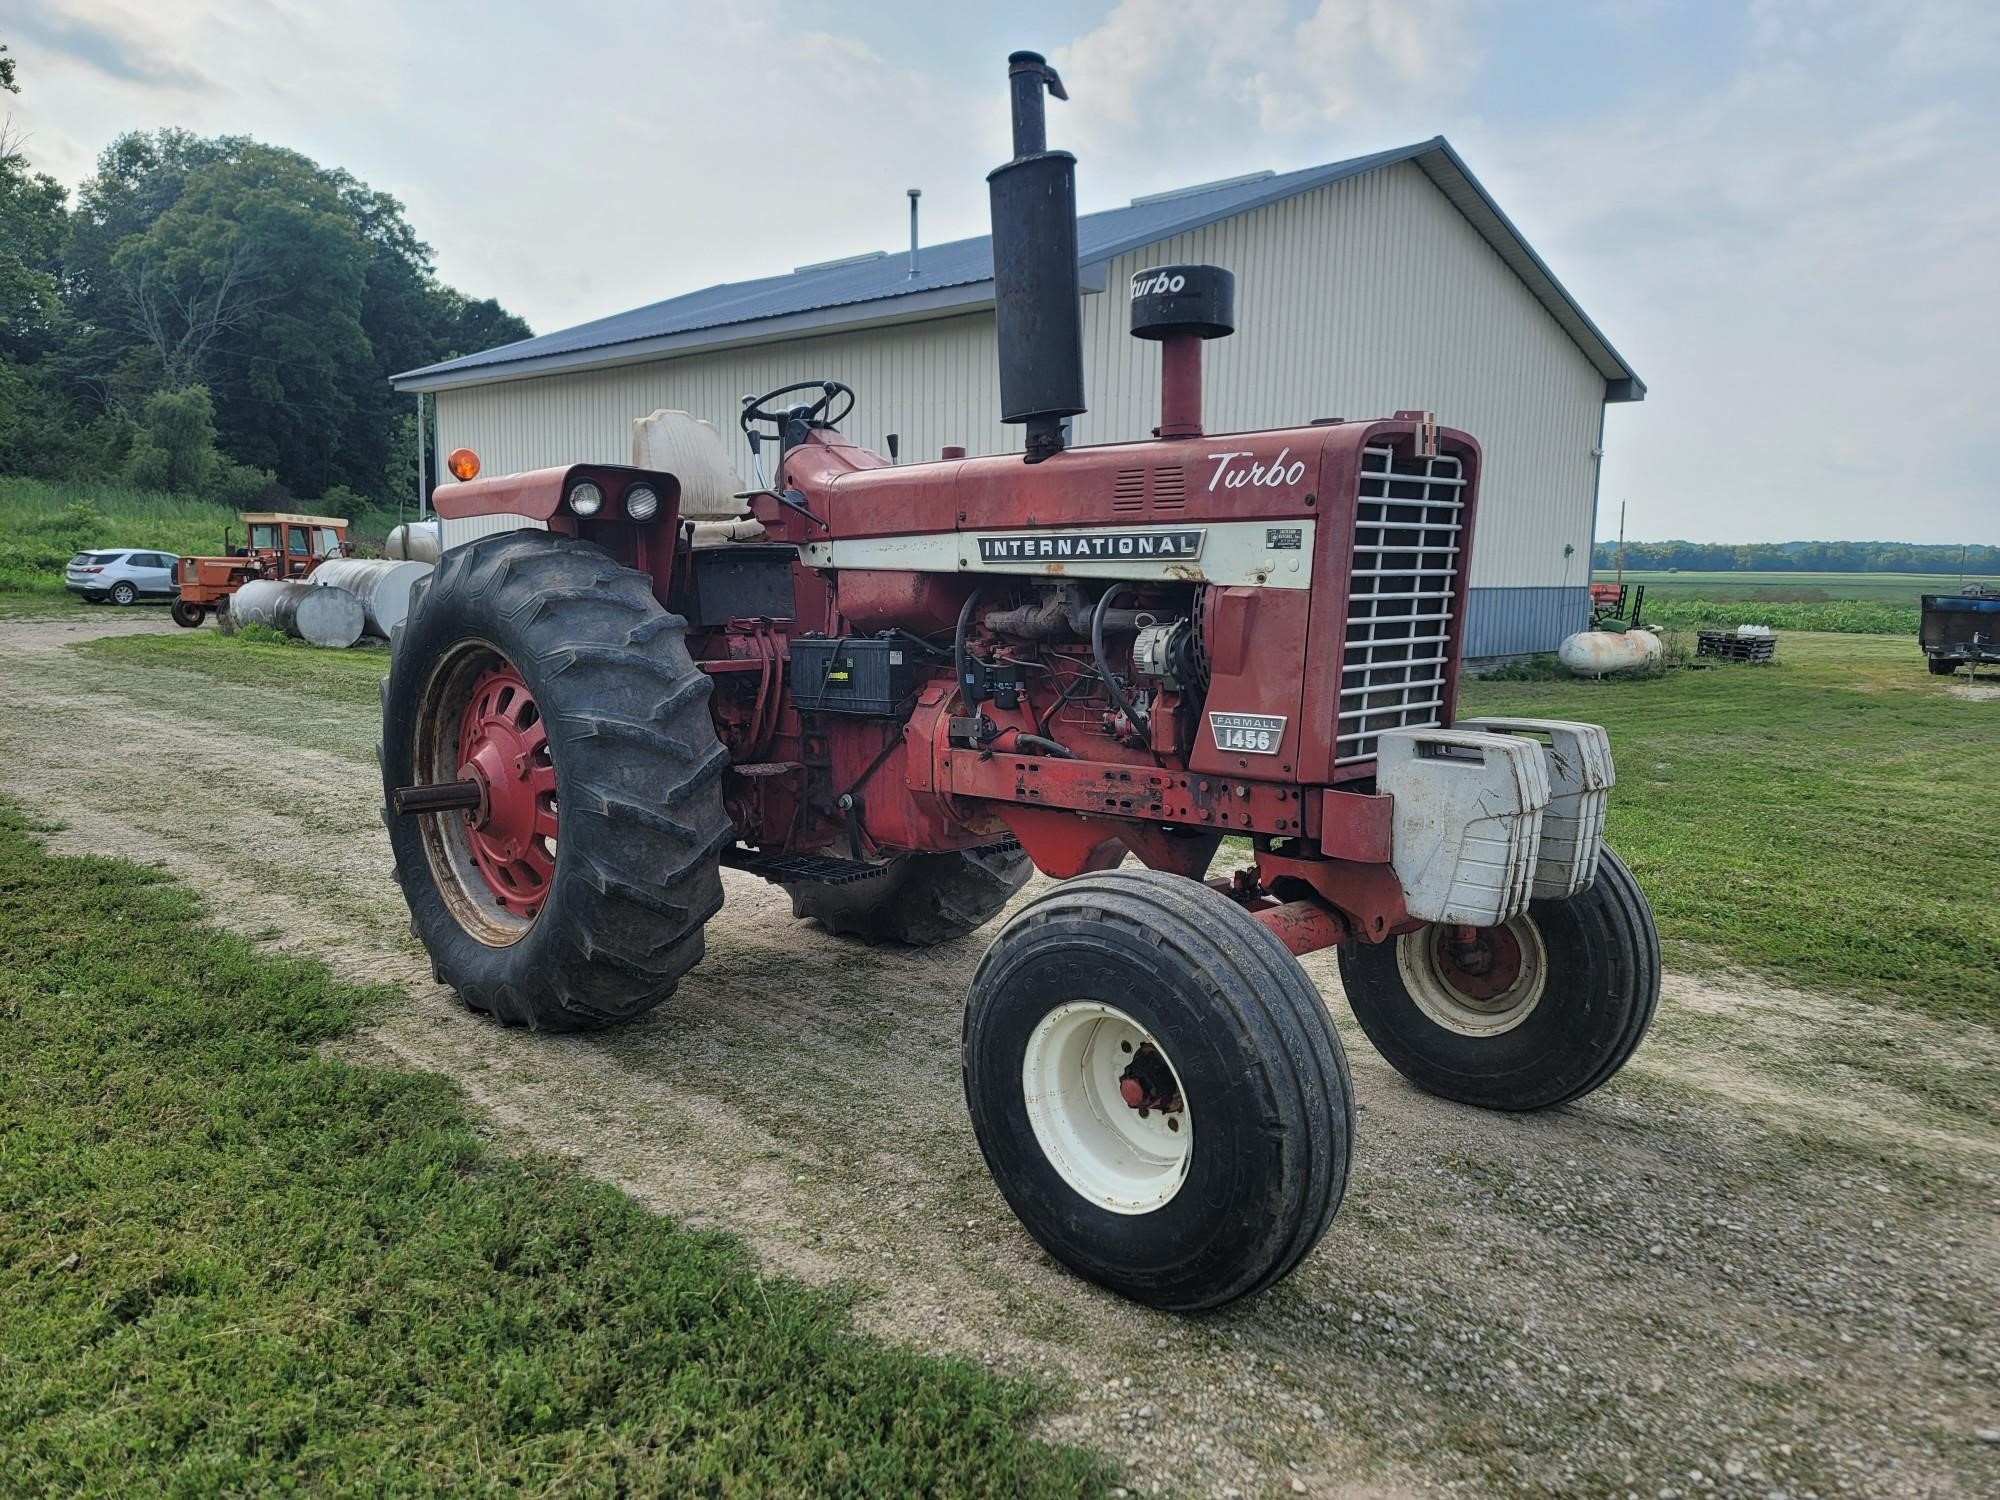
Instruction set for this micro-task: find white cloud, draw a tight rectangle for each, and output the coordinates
[1054,0,1478,191]
[1473,12,1998,542]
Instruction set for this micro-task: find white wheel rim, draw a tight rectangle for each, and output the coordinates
[1021,1001,1192,1215]
[1395,917,1549,1037]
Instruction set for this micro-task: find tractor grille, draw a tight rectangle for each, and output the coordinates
[1336,446,1466,766]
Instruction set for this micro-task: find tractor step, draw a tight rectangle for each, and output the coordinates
[720,836,1021,886]
[721,848,893,886]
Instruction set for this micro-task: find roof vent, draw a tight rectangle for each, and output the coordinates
[793,249,889,274]
[1129,170,1274,207]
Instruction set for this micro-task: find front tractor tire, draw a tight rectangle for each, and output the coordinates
[964,870,1353,1311]
[170,599,206,629]
[380,532,732,1030]
[1336,847,1660,1112]
[786,844,1032,946]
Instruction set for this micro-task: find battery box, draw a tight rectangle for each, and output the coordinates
[789,636,922,716]
[676,543,798,627]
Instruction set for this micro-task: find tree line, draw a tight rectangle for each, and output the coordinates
[0,41,529,513]
[1592,540,2000,574]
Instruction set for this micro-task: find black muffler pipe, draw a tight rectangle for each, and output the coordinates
[988,50,1085,464]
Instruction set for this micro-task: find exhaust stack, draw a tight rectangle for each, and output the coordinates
[988,50,1085,464]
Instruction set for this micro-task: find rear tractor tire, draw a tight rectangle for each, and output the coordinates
[786,843,1031,946]
[170,600,206,629]
[964,869,1353,1311]
[379,532,732,1030]
[1336,846,1659,1112]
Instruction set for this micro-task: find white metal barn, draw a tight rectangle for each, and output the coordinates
[391,139,1642,657]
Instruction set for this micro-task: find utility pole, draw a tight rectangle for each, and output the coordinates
[416,391,428,522]
[1616,500,1626,583]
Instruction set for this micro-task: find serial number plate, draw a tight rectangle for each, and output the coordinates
[1208,711,1286,754]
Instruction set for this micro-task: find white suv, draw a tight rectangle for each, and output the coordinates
[64,549,180,605]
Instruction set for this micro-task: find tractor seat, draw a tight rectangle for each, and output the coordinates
[631,409,766,546]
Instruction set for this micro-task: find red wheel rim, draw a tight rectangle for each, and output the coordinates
[1432,923,1525,1002]
[457,664,556,919]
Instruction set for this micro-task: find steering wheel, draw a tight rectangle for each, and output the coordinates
[740,380,856,435]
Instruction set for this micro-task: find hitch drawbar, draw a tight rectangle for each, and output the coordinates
[392,779,484,816]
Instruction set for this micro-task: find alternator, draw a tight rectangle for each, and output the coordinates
[1132,619,1195,688]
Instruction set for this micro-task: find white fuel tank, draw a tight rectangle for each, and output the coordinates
[309,558,431,640]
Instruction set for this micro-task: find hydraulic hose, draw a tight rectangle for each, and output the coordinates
[954,584,986,712]
[1090,583,1150,741]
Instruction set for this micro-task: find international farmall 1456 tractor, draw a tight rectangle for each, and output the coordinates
[382,53,1658,1311]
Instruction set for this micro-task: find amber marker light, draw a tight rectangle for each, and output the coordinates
[446,447,481,481]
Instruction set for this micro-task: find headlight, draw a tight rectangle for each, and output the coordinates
[567,480,604,517]
[624,484,660,521]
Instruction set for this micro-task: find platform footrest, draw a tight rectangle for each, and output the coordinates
[1456,717,1614,900]
[721,848,892,885]
[722,838,1021,886]
[1376,728,1551,926]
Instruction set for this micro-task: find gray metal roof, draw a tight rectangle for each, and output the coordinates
[394,138,1642,401]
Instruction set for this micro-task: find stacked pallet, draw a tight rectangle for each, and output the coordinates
[1697,628,1777,664]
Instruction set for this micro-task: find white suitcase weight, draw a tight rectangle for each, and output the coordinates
[1456,717,1614,900]
[1375,728,1551,927]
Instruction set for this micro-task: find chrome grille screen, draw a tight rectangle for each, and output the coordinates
[1336,446,1466,765]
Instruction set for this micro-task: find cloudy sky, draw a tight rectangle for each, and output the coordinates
[6,0,1996,543]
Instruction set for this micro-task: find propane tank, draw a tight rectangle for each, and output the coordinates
[308,558,431,639]
[1558,628,1663,677]
[385,520,442,565]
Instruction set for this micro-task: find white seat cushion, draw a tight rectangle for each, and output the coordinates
[631,410,749,521]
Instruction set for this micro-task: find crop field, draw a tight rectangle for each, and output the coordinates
[2,614,1996,1499]
[1588,571,1998,634]
[1598,570,2000,636]
[1597,568,1997,604]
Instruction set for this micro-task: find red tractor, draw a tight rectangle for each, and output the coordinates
[381,52,1657,1311]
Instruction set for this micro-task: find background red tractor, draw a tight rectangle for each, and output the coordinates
[381,51,1658,1311]
[172,511,351,628]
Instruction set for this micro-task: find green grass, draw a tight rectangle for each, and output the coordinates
[81,627,392,707]
[0,476,405,596]
[1463,631,2000,1019]
[1595,568,1998,607]
[0,804,1111,1496]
